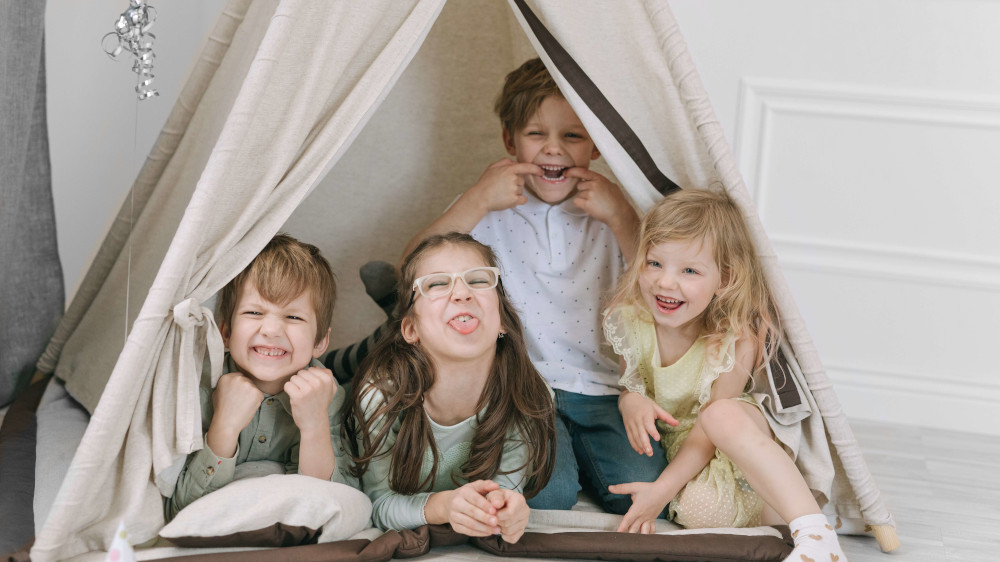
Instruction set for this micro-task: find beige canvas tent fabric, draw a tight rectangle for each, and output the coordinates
[32,1,895,560]
[33,1,451,559]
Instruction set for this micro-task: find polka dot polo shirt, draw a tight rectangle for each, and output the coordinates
[471,191,623,395]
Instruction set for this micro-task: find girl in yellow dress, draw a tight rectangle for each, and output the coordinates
[604,190,846,562]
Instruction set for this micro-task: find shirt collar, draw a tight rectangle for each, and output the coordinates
[522,188,588,217]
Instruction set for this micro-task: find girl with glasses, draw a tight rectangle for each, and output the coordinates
[344,232,555,543]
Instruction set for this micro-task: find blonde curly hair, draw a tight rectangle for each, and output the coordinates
[607,189,781,366]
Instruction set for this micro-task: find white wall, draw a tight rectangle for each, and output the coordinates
[670,0,1000,435]
[46,0,225,301]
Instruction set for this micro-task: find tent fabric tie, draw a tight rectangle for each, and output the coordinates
[170,298,224,460]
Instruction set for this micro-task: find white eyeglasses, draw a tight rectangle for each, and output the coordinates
[410,267,501,304]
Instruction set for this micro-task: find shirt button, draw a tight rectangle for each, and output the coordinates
[258,435,267,443]
[206,466,215,476]
[266,398,274,406]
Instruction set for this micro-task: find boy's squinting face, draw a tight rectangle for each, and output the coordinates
[504,95,600,205]
[222,280,329,395]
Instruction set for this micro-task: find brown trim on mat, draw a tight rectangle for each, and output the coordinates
[475,526,794,561]
[0,375,51,558]
[3,540,32,562]
[164,524,322,549]
[511,0,681,196]
[150,524,793,562]
[0,375,50,444]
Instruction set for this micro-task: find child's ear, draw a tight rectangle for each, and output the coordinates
[591,145,601,160]
[312,327,331,358]
[219,321,231,349]
[502,129,516,156]
[716,270,730,296]
[400,316,419,344]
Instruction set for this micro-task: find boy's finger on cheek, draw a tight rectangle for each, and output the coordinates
[514,162,544,175]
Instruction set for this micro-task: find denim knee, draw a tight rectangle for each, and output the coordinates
[527,474,580,510]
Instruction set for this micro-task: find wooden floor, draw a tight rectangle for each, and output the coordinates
[415,419,1000,562]
[835,419,1000,561]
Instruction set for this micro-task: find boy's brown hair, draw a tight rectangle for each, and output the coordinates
[217,233,336,345]
[494,57,561,135]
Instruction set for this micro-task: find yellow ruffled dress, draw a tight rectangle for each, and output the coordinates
[604,305,763,528]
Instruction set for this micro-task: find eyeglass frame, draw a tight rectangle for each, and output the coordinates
[408,266,501,306]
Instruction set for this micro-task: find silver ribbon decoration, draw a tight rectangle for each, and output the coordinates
[101,0,159,100]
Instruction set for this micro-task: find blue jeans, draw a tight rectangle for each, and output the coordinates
[528,390,668,515]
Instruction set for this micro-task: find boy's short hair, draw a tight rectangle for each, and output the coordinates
[494,57,561,135]
[217,233,336,345]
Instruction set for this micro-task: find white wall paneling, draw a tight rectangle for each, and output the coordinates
[736,78,1000,435]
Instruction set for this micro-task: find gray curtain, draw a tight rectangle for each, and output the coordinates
[0,0,63,407]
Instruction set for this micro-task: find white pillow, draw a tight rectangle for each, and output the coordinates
[159,474,372,547]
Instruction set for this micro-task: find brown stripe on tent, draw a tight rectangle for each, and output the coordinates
[769,344,803,409]
[515,0,805,413]
[511,0,682,196]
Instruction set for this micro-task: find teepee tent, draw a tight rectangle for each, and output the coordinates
[23,0,896,559]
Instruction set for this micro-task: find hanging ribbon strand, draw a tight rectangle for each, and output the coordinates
[101,0,159,100]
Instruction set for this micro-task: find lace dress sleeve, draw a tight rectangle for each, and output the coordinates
[695,332,738,407]
[602,305,652,396]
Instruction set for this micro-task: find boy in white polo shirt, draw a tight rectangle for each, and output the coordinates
[400,58,667,514]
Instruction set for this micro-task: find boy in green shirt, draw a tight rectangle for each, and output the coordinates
[166,234,353,520]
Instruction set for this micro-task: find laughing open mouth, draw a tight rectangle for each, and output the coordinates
[253,346,288,357]
[540,165,568,181]
[655,296,683,312]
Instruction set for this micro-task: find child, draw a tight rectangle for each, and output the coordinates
[399,58,664,514]
[165,233,354,520]
[345,233,554,543]
[603,190,846,562]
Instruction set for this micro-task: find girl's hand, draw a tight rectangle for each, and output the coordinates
[285,366,337,433]
[469,158,541,212]
[618,390,679,456]
[440,480,502,537]
[485,489,530,543]
[608,481,671,534]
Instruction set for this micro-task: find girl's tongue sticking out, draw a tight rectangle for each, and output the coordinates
[449,314,480,335]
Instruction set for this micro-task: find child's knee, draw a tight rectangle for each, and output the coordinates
[698,399,746,435]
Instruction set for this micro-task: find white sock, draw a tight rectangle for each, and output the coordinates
[783,513,847,562]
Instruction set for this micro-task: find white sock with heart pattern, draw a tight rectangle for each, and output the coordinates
[783,513,847,562]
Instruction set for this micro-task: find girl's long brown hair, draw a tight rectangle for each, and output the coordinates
[607,189,781,368]
[344,233,555,497]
